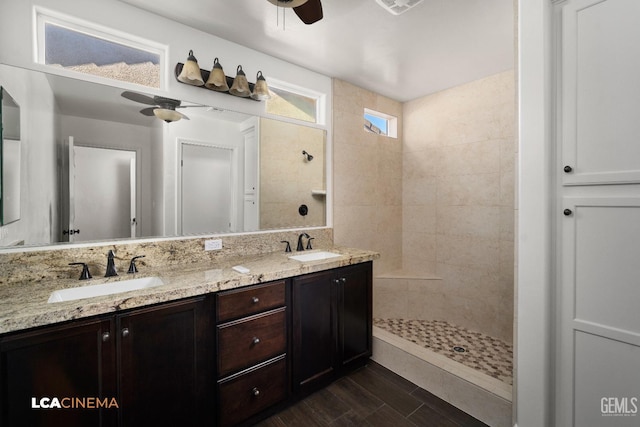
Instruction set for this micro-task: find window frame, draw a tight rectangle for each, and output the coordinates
[364,107,398,138]
[264,78,326,125]
[33,7,167,90]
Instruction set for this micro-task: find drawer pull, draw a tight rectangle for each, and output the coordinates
[252,387,260,397]
[102,332,110,342]
[252,337,260,345]
[122,328,130,338]
[251,296,260,304]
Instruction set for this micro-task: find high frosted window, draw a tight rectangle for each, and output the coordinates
[37,13,164,89]
[266,85,322,124]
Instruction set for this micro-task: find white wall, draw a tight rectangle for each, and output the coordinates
[0,0,332,127]
[516,0,553,425]
[0,65,58,246]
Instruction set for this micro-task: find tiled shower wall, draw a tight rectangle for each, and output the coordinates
[260,118,326,229]
[332,80,403,275]
[402,70,516,342]
[333,71,516,343]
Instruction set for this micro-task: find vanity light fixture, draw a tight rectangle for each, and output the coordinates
[251,71,272,100]
[175,59,270,102]
[205,58,229,92]
[229,65,251,97]
[177,50,204,86]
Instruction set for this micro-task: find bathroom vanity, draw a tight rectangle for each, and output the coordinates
[0,249,375,427]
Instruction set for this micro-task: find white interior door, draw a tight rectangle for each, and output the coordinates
[180,143,233,235]
[70,145,136,242]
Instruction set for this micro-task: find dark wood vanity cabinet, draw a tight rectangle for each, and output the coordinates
[0,317,117,427]
[118,297,212,427]
[0,296,213,427]
[215,280,289,427]
[0,261,373,427]
[292,262,372,396]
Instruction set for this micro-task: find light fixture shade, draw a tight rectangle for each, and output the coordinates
[267,0,308,7]
[205,58,229,92]
[153,108,183,123]
[251,71,272,101]
[229,65,251,97]
[177,50,204,86]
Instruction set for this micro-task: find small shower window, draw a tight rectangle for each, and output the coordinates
[35,9,165,89]
[364,108,397,138]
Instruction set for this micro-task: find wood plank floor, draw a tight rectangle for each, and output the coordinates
[256,362,489,426]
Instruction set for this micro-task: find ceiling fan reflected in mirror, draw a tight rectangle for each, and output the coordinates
[267,0,323,25]
[121,91,196,123]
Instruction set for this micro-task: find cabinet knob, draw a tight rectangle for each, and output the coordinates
[252,387,260,397]
[251,296,259,304]
[122,328,130,338]
[102,332,110,342]
[563,209,573,216]
[340,277,347,284]
[564,165,573,173]
[252,337,260,345]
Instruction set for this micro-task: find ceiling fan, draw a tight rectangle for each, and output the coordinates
[267,0,323,25]
[121,91,193,122]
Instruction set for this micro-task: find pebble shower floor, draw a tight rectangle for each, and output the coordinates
[373,318,513,385]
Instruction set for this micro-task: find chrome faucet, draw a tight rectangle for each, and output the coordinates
[296,233,310,251]
[105,250,118,277]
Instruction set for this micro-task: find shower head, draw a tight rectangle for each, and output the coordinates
[302,150,314,161]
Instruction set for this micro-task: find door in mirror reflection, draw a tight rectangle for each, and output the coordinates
[64,138,137,242]
[180,143,233,235]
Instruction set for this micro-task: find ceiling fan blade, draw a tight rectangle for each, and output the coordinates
[122,91,157,105]
[139,107,156,116]
[294,0,323,24]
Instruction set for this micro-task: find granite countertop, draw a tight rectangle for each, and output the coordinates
[0,247,379,335]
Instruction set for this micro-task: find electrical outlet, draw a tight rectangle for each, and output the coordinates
[204,239,223,251]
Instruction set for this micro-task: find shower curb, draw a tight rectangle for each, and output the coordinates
[372,327,512,427]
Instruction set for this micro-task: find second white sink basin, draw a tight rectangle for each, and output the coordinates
[289,251,342,262]
[48,276,165,303]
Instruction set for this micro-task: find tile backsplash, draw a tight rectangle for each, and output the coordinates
[0,229,333,286]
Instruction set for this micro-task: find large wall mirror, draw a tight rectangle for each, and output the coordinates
[0,64,327,249]
[0,86,21,226]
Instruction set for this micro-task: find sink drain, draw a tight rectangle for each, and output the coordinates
[452,346,467,353]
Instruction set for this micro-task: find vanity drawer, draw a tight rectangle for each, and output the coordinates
[218,356,287,427]
[217,280,286,322]
[217,308,286,377]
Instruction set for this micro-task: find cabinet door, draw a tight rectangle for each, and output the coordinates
[0,318,116,427]
[118,297,212,427]
[292,270,337,395]
[338,262,372,368]
[560,0,640,185]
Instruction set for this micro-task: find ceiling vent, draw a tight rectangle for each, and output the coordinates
[375,0,425,15]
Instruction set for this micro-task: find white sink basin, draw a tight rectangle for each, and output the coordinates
[289,251,342,262]
[48,276,165,303]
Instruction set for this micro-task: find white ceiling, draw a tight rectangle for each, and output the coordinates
[121,0,514,102]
